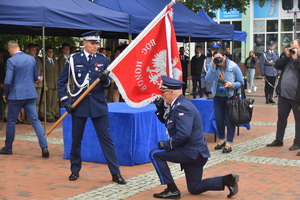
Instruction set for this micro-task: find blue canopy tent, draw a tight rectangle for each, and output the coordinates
[0,0,130,38]
[198,9,247,41]
[92,0,234,40]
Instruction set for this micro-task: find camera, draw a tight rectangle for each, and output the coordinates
[213,56,223,65]
[289,47,296,54]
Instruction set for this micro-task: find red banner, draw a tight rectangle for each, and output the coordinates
[108,6,182,107]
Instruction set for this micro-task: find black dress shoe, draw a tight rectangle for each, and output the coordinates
[266,140,283,147]
[297,151,300,156]
[222,146,232,154]
[153,188,181,199]
[289,143,300,151]
[224,174,239,198]
[0,147,12,155]
[214,142,226,150]
[112,173,126,184]
[42,147,49,157]
[69,172,79,181]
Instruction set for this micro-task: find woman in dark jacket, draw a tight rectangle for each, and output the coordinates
[244,50,258,93]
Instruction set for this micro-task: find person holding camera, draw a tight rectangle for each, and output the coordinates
[244,50,258,93]
[260,41,280,104]
[205,49,244,153]
[266,39,300,154]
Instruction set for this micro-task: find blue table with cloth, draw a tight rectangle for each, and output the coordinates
[61,102,167,166]
[190,98,250,138]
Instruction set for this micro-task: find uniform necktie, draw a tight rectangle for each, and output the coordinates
[181,55,184,61]
[50,59,53,65]
[88,55,92,64]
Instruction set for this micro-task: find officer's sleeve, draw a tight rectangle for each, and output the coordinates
[57,58,71,106]
[163,106,193,150]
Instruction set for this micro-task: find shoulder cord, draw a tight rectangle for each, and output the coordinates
[263,52,275,64]
[67,55,90,97]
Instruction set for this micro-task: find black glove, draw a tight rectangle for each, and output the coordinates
[158,141,165,149]
[154,97,165,111]
[98,71,108,83]
[65,104,76,114]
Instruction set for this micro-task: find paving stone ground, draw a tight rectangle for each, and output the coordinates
[0,79,299,200]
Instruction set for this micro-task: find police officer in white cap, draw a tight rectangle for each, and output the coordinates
[57,31,126,184]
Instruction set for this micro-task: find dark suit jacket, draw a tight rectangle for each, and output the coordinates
[191,54,206,76]
[180,55,189,78]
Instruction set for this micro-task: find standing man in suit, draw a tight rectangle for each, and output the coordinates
[58,43,70,73]
[57,31,126,184]
[191,46,206,98]
[179,47,189,96]
[260,41,280,104]
[0,40,49,157]
[27,43,44,120]
[151,76,239,199]
[44,46,60,122]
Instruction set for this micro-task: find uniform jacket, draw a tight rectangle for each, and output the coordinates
[274,56,300,102]
[34,56,44,88]
[260,50,280,76]
[180,55,189,78]
[205,58,244,98]
[45,57,59,89]
[157,95,210,159]
[58,55,67,74]
[191,54,206,76]
[57,50,110,118]
[4,51,38,100]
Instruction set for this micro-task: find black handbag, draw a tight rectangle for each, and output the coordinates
[226,83,254,125]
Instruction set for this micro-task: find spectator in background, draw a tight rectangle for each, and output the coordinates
[244,50,258,93]
[105,47,112,63]
[112,48,121,102]
[260,41,280,104]
[58,43,70,73]
[225,47,233,60]
[70,47,77,54]
[191,46,206,98]
[179,47,189,96]
[44,46,59,122]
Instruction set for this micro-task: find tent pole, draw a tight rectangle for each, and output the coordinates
[188,36,191,99]
[42,26,47,131]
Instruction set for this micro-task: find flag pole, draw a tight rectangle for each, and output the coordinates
[44,77,102,137]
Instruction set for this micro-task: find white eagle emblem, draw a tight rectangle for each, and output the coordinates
[146,49,182,86]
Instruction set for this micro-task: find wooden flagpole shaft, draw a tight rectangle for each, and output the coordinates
[44,78,100,137]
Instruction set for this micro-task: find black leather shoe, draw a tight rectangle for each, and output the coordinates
[289,143,300,151]
[42,147,49,157]
[297,151,300,156]
[153,188,181,199]
[69,172,79,181]
[0,147,12,155]
[222,146,232,153]
[214,142,226,150]
[112,173,126,184]
[224,174,239,198]
[266,140,283,147]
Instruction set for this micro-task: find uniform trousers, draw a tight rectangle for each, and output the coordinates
[264,76,277,96]
[150,148,224,194]
[46,89,58,120]
[5,99,47,151]
[70,115,120,175]
[276,96,300,144]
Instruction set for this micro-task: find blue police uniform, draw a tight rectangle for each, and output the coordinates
[57,32,122,179]
[150,76,228,196]
[260,41,280,103]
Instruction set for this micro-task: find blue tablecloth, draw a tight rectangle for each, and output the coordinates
[61,102,167,166]
[190,98,250,137]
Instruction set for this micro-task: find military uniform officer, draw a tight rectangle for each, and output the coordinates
[260,41,280,104]
[150,76,239,199]
[57,31,126,184]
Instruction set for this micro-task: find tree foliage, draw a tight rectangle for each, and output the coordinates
[0,34,80,56]
[183,0,268,18]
